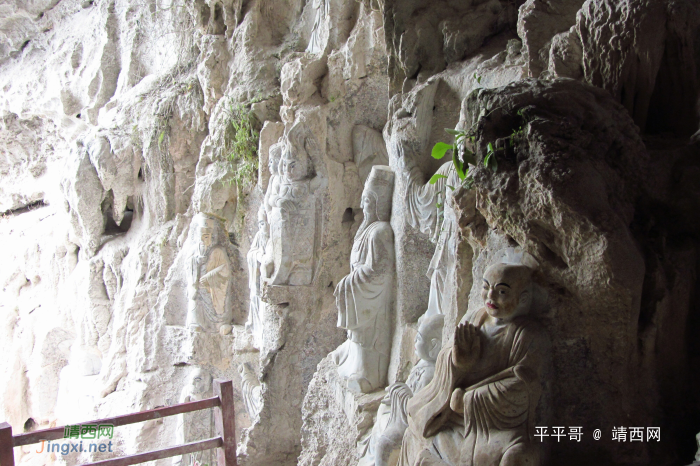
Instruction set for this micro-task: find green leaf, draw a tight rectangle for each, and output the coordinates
[431,142,452,160]
[462,148,476,166]
[452,147,466,181]
[487,142,495,154]
[444,128,461,136]
[447,185,455,191]
[429,173,448,185]
[484,152,491,167]
[158,131,165,149]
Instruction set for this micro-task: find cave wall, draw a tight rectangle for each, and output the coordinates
[0,0,699,465]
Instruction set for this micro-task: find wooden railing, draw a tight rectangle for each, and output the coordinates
[0,379,237,466]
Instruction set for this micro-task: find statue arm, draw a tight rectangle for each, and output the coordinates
[452,323,549,431]
[404,162,453,240]
[200,249,230,287]
[334,224,394,330]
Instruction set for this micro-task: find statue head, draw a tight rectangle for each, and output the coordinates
[268,140,284,177]
[257,206,269,240]
[280,123,311,182]
[188,367,212,396]
[481,263,534,321]
[192,213,225,255]
[361,165,395,222]
[415,314,444,362]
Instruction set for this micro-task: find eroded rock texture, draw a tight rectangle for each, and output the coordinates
[1,0,699,465]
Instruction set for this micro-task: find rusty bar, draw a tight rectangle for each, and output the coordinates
[213,379,237,466]
[13,397,220,447]
[0,422,15,466]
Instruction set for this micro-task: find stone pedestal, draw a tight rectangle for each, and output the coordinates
[299,355,386,466]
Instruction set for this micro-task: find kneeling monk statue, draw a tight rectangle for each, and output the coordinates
[399,262,550,466]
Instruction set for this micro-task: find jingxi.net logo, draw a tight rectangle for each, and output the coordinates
[35,424,115,456]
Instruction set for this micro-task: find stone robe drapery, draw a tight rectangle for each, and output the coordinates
[246,229,268,345]
[188,246,232,332]
[404,162,458,318]
[334,220,394,388]
[359,358,438,466]
[399,308,549,466]
[268,178,316,285]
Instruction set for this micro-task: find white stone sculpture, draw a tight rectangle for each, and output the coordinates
[306,0,328,54]
[332,165,395,393]
[174,367,213,466]
[263,140,284,219]
[359,314,444,466]
[398,263,550,466]
[239,362,263,420]
[246,206,270,348]
[402,158,459,320]
[185,213,234,333]
[264,123,324,286]
[353,125,390,184]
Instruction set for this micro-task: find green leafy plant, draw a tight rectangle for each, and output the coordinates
[227,103,260,189]
[484,142,499,172]
[429,104,532,185]
[429,128,477,185]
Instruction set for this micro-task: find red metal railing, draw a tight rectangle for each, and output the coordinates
[0,379,237,466]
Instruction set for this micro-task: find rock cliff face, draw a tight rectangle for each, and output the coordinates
[0,0,699,465]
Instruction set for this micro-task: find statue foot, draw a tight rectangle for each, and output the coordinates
[347,375,373,394]
[188,323,204,333]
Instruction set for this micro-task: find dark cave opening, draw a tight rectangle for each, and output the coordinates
[645,31,700,138]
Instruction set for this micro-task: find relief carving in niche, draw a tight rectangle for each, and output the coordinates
[263,122,324,287]
[185,212,235,333]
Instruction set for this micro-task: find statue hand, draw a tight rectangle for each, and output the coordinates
[279,199,297,213]
[450,388,465,413]
[452,322,481,369]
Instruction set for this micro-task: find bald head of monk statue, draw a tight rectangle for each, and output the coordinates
[481,263,534,322]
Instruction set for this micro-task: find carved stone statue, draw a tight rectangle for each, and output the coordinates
[185,213,234,333]
[306,0,328,54]
[332,165,395,393]
[399,263,550,466]
[359,314,444,466]
[353,125,390,184]
[246,206,270,348]
[263,140,283,219]
[174,367,213,466]
[264,123,324,286]
[239,362,263,420]
[402,159,459,320]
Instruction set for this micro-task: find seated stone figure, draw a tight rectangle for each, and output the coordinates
[399,263,550,466]
[359,314,444,466]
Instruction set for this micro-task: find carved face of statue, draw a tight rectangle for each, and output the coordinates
[199,227,213,255]
[415,331,439,362]
[269,143,283,176]
[189,368,211,395]
[481,263,533,321]
[280,144,309,182]
[360,190,378,222]
[415,314,443,362]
